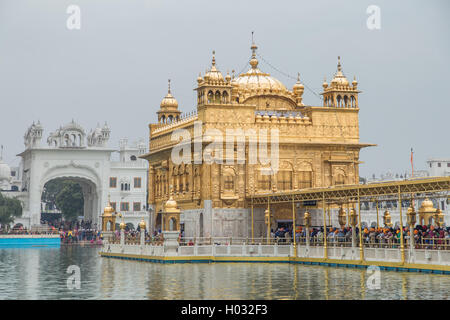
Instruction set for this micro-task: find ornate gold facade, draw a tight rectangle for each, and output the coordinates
[141,41,373,236]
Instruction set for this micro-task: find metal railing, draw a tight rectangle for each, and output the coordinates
[107,234,450,251]
[179,237,284,246]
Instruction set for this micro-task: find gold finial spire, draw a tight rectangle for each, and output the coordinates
[168,79,171,94]
[337,56,342,72]
[297,72,300,82]
[212,50,216,66]
[250,34,259,69]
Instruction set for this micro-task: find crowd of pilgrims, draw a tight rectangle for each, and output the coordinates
[5,218,450,249]
[270,225,450,248]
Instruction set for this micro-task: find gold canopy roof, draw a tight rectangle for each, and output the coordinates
[203,51,224,82]
[164,196,179,213]
[419,198,436,213]
[103,197,115,217]
[160,79,179,110]
[330,56,350,86]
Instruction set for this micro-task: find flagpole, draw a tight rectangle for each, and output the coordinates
[411,148,415,210]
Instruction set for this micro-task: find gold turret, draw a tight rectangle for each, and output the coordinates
[321,56,360,108]
[157,79,181,124]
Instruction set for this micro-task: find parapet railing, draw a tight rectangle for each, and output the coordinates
[106,235,450,251]
[152,111,198,134]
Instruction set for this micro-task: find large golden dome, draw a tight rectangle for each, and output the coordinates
[233,42,288,96]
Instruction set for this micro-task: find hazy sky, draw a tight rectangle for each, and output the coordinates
[0,0,449,177]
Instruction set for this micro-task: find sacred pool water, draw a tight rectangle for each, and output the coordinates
[0,246,448,300]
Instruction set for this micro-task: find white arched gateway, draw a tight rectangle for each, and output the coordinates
[9,120,149,228]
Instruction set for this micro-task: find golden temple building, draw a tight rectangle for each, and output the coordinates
[141,41,374,238]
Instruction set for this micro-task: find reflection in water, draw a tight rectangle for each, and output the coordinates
[0,247,449,300]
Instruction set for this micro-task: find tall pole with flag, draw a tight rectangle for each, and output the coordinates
[411,148,415,209]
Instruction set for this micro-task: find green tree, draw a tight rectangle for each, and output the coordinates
[41,179,66,210]
[55,182,84,221]
[0,193,22,229]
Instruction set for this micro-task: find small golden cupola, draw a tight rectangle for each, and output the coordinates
[321,56,360,108]
[162,195,181,231]
[139,218,146,231]
[418,198,436,226]
[101,196,117,232]
[204,51,224,83]
[157,79,181,124]
[196,51,231,107]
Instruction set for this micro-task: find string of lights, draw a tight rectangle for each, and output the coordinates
[256,53,323,101]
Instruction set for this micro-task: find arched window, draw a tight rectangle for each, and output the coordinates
[224,175,234,191]
[298,171,312,189]
[351,96,356,108]
[344,95,349,108]
[222,167,236,194]
[337,95,342,107]
[169,218,176,231]
[215,91,221,104]
[277,170,292,191]
[130,155,137,161]
[207,91,213,104]
[222,91,229,104]
[335,173,345,186]
[257,169,271,191]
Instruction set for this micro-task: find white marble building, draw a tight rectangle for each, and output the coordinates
[1,120,149,229]
[359,165,449,228]
[427,159,450,177]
